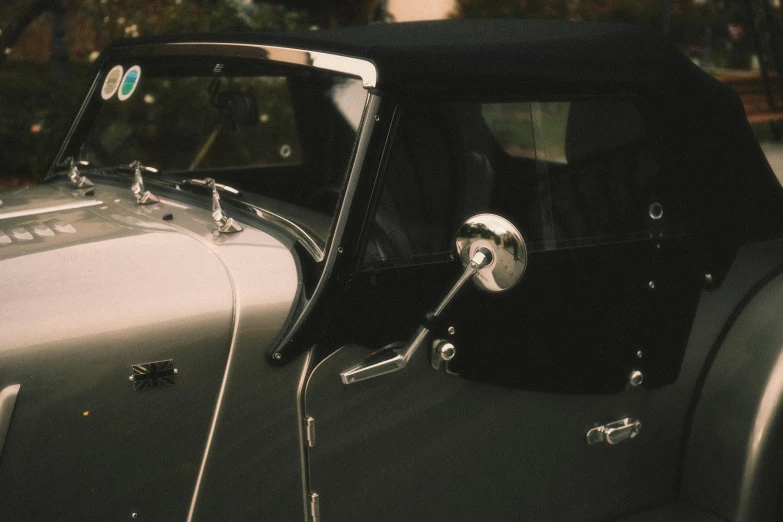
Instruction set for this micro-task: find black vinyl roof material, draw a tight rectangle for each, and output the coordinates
[116,19,684,92]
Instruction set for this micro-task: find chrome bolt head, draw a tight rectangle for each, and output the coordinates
[439,342,456,361]
[374,114,380,122]
[648,281,655,290]
[273,353,282,360]
[636,350,643,359]
[648,202,663,220]
[447,326,456,336]
[704,273,713,284]
[629,370,644,387]
[132,513,138,519]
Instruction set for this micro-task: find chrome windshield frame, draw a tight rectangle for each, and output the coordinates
[158,42,377,88]
[48,41,379,263]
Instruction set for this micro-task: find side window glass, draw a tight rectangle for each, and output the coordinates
[363,103,459,267]
[363,98,661,268]
[483,99,655,251]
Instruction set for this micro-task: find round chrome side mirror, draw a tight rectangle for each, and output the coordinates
[455,214,527,292]
[341,213,527,384]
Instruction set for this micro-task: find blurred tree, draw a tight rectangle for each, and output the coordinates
[452,0,714,52]
[282,0,380,27]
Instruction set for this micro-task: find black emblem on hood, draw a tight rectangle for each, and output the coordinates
[130,360,177,391]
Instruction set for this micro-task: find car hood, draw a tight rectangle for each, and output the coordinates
[0,181,301,354]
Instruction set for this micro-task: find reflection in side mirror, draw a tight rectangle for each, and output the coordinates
[340,214,527,385]
[455,214,527,293]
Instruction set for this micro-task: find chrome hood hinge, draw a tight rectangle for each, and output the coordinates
[305,416,316,447]
[309,492,320,522]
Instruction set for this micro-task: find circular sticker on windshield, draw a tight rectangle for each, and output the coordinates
[101,65,123,100]
[117,65,141,101]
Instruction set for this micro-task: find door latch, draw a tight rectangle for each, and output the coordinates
[586,418,641,445]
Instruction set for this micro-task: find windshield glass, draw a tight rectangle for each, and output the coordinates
[59,53,369,256]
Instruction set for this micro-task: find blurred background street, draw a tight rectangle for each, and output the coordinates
[2,0,783,188]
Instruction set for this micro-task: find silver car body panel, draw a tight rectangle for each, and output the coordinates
[683,263,783,521]
[0,181,300,520]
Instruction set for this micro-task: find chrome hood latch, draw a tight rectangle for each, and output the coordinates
[130,160,160,205]
[66,157,94,188]
[207,178,242,234]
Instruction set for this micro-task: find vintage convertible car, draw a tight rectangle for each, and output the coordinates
[1,19,783,522]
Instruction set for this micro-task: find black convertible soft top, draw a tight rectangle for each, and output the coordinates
[119,19,679,91]
[111,19,782,248]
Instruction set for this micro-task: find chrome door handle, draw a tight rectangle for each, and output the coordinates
[0,384,21,457]
[586,418,641,445]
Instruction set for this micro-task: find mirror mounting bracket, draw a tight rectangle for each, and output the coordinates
[340,249,492,385]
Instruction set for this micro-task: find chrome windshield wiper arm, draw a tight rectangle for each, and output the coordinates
[180,178,243,197]
[55,157,94,188]
[130,161,160,204]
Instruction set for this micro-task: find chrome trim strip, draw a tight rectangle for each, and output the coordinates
[738,348,783,521]
[186,255,241,522]
[0,384,21,458]
[161,42,378,88]
[242,204,324,262]
[0,200,104,220]
[271,92,380,360]
[296,348,315,522]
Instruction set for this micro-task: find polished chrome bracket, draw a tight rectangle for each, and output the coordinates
[586,418,641,445]
[309,492,320,522]
[341,249,491,385]
[130,160,159,204]
[305,416,316,448]
[66,157,94,188]
[208,178,243,234]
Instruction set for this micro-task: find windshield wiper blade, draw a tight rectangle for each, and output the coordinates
[180,178,243,197]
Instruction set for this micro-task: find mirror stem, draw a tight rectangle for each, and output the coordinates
[402,248,491,363]
[341,248,492,384]
[433,247,492,317]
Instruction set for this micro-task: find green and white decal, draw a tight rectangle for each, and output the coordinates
[118,65,141,101]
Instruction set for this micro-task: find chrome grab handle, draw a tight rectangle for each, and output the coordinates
[586,418,641,445]
[340,249,492,385]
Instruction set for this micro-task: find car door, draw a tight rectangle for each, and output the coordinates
[303,96,711,521]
